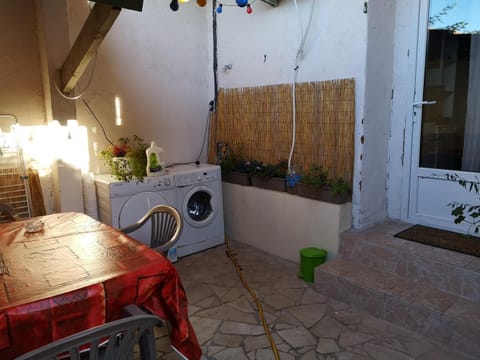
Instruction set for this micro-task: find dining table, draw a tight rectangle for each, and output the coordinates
[0,212,201,359]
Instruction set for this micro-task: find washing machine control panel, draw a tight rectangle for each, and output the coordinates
[175,169,220,187]
[106,175,175,197]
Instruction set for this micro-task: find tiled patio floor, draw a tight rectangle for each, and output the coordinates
[153,241,475,359]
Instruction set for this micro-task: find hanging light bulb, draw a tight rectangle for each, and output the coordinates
[179,0,190,3]
[216,3,223,13]
[170,0,179,11]
[197,0,207,6]
[236,0,248,7]
[246,4,252,13]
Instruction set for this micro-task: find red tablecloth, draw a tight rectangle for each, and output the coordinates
[0,212,201,359]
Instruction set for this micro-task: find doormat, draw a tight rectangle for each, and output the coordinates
[394,225,479,257]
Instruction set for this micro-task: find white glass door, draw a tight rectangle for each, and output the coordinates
[408,0,480,232]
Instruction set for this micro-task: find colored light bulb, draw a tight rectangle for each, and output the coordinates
[236,0,248,7]
[216,4,223,13]
[170,0,179,11]
[246,4,252,13]
[197,0,207,6]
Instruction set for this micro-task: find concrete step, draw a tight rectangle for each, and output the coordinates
[314,248,480,357]
[338,221,480,302]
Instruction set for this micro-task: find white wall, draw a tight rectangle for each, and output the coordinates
[356,0,396,228]
[216,0,370,228]
[65,0,213,174]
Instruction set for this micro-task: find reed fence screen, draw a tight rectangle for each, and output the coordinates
[208,79,355,183]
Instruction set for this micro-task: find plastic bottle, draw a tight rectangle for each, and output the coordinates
[146,141,165,177]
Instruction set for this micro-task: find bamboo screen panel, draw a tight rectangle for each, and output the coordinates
[208,78,355,183]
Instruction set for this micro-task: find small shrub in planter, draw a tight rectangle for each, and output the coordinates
[219,148,251,186]
[296,165,352,204]
[249,160,287,192]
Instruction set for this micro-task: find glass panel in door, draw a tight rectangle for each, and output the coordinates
[420,0,480,172]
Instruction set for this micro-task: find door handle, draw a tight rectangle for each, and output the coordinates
[413,100,437,107]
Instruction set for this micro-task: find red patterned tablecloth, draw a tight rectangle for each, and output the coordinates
[0,212,201,359]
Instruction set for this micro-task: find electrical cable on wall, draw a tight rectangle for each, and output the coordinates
[288,0,316,179]
[195,100,215,163]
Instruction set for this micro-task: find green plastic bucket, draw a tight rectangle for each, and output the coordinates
[298,247,327,283]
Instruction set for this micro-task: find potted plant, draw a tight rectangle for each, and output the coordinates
[219,147,251,186]
[100,135,148,182]
[249,160,287,192]
[296,165,352,204]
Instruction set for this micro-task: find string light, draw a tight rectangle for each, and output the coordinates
[171,0,255,14]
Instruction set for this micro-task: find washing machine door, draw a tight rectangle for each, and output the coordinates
[118,191,170,246]
[182,186,217,228]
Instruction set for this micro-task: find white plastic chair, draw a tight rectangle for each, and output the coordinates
[14,304,161,360]
[120,204,183,253]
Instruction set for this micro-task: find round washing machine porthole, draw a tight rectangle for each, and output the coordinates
[182,186,217,228]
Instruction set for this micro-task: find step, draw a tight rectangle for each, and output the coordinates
[339,221,480,302]
[314,257,480,357]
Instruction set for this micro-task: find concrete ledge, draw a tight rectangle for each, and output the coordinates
[222,182,352,263]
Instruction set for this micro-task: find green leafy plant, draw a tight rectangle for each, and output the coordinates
[301,165,329,188]
[244,159,288,178]
[219,147,247,173]
[100,135,148,182]
[446,173,480,234]
[329,177,352,196]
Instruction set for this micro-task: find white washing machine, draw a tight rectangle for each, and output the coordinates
[94,174,177,247]
[169,164,225,257]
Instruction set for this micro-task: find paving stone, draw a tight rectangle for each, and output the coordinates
[287,303,327,328]
[196,295,222,309]
[207,345,226,357]
[338,331,376,347]
[316,338,340,354]
[195,304,258,323]
[299,349,322,359]
[310,316,346,339]
[211,347,248,360]
[301,288,328,305]
[277,326,317,348]
[227,295,256,313]
[263,292,297,310]
[189,316,222,345]
[243,334,270,352]
[212,333,243,347]
[220,321,265,335]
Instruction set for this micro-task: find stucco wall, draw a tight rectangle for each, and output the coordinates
[0,0,45,125]
[65,0,213,174]
[356,0,396,228]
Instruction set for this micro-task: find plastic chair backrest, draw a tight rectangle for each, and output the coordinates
[14,306,161,360]
[120,205,183,252]
[0,202,18,222]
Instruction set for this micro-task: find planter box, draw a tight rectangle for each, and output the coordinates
[251,176,286,192]
[296,183,351,204]
[222,171,251,186]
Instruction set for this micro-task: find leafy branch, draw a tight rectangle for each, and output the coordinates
[446,173,480,234]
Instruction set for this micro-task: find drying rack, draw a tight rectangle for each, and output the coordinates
[0,114,32,219]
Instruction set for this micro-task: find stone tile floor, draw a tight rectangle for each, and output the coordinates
[153,241,475,360]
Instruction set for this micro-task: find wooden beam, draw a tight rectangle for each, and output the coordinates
[91,0,143,12]
[60,3,121,94]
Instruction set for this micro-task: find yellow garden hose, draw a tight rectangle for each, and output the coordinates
[224,236,281,360]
